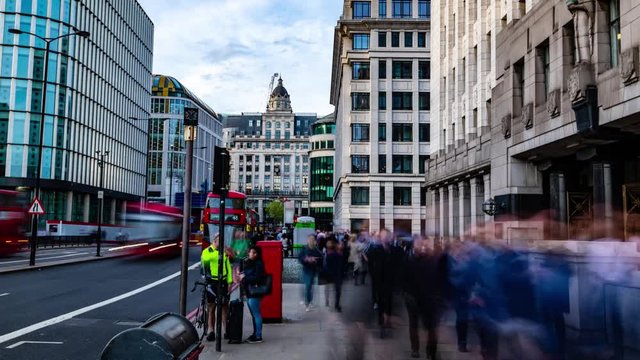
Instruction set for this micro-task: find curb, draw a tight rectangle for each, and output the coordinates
[0,252,134,275]
[186,307,199,323]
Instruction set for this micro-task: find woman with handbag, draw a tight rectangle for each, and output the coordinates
[239,246,266,343]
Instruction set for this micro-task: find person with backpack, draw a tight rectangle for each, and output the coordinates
[239,246,266,343]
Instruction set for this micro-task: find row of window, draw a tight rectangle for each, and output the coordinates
[352,92,430,111]
[353,60,430,80]
[311,140,334,150]
[351,186,416,206]
[353,0,431,19]
[352,123,430,142]
[351,154,430,174]
[235,142,310,150]
[353,31,428,50]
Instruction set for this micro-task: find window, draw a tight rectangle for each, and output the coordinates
[419,92,430,110]
[351,92,370,111]
[404,32,413,47]
[609,0,621,67]
[351,156,370,173]
[419,155,429,174]
[392,61,412,79]
[380,186,386,205]
[379,123,387,141]
[419,123,430,142]
[392,0,411,18]
[379,0,387,17]
[379,154,387,173]
[352,62,370,80]
[391,32,400,47]
[419,61,430,79]
[392,123,412,142]
[379,60,387,79]
[418,0,430,18]
[392,155,412,173]
[393,187,412,205]
[378,31,387,47]
[418,32,426,47]
[392,92,413,110]
[513,58,525,113]
[351,187,370,205]
[353,1,371,19]
[536,40,550,103]
[351,124,370,142]
[378,91,387,110]
[353,34,370,50]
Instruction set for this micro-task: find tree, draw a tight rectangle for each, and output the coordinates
[265,200,284,224]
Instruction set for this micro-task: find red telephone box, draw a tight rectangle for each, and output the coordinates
[257,240,282,323]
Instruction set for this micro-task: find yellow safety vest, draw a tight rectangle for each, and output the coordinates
[201,246,233,284]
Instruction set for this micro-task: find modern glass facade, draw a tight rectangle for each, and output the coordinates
[309,115,335,231]
[0,1,153,226]
[147,75,223,206]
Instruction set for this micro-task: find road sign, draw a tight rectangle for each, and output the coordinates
[184,107,199,126]
[28,198,45,215]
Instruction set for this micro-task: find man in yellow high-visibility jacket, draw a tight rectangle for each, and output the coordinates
[201,233,233,342]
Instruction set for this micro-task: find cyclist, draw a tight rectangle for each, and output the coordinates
[201,233,233,342]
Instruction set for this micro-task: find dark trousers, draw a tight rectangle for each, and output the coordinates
[454,297,469,348]
[406,299,438,358]
[332,276,343,308]
[476,314,499,360]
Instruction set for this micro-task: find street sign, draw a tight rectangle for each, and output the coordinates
[28,198,45,215]
[97,191,104,199]
[184,107,199,126]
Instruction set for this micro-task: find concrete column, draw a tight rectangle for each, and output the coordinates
[65,191,73,221]
[470,178,478,234]
[439,187,445,238]
[83,194,90,222]
[110,198,116,224]
[593,163,614,237]
[458,182,466,238]
[448,184,455,239]
[258,199,264,223]
[431,189,439,237]
[483,174,491,224]
[121,201,127,225]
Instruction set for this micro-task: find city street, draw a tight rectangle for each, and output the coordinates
[0,250,202,360]
[0,247,117,271]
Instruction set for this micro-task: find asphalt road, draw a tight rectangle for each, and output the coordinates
[0,247,102,270]
[0,248,203,360]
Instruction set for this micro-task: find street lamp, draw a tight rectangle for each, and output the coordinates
[482,198,504,216]
[9,27,90,266]
[96,150,109,257]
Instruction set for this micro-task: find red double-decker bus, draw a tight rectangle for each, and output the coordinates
[202,190,247,248]
[246,209,258,236]
[0,190,28,255]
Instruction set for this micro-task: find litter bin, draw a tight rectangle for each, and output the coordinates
[100,312,203,360]
[257,240,283,322]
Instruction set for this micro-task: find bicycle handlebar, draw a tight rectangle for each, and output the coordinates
[191,280,208,292]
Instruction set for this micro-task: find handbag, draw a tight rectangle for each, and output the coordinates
[245,274,272,297]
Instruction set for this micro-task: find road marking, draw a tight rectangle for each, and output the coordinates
[0,253,89,265]
[0,293,9,297]
[0,262,201,345]
[6,340,63,349]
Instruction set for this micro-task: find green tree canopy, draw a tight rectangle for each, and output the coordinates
[265,200,284,224]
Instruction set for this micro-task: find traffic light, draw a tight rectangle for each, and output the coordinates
[212,146,230,193]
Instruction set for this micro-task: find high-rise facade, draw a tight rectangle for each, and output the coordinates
[330,0,432,234]
[224,78,316,224]
[147,75,223,206]
[309,114,335,231]
[0,1,153,226]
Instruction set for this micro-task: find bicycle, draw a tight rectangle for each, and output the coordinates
[191,280,213,340]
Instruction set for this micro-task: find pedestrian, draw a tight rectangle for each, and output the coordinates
[200,234,233,342]
[373,229,404,338]
[240,246,266,343]
[323,240,344,312]
[298,234,323,311]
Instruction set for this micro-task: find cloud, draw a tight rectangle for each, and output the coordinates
[137,0,341,115]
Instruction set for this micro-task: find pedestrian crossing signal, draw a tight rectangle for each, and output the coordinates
[28,198,45,215]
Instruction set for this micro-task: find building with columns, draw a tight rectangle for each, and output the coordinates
[331,0,432,234]
[425,0,499,239]
[224,78,316,225]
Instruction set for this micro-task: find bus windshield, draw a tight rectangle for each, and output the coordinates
[207,197,245,210]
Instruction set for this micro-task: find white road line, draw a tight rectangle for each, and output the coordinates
[6,340,63,349]
[0,293,9,297]
[0,253,89,265]
[0,262,201,345]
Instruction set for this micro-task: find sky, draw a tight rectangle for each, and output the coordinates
[137,0,343,116]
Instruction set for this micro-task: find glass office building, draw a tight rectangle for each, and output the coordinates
[0,1,153,226]
[309,114,335,231]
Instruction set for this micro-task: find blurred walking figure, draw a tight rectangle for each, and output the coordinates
[298,234,323,311]
[323,239,345,312]
[447,239,473,353]
[403,237,447,359]
[370,229,404,338]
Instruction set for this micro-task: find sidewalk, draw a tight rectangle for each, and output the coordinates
[199,281,483,360]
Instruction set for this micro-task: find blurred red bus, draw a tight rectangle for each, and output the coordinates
[0,190,28,255]
[202,191,247,248]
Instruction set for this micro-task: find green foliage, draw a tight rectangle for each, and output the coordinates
[265,200,284,223]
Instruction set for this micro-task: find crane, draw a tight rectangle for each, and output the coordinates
[267,72,279,102]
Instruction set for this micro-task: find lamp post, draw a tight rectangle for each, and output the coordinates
[96,150,109,257]
[9,27,90,267]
